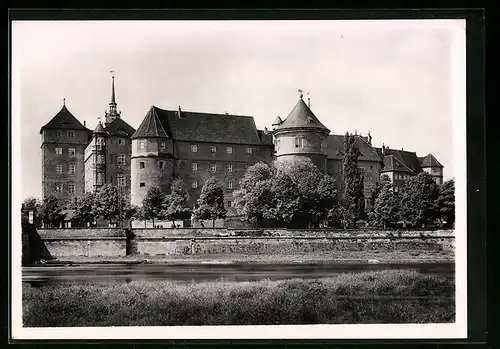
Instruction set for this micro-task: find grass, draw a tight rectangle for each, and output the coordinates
[23,269,455,327]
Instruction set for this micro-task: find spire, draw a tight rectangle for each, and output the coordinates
[110,70,116,104]
[105,70,121,125]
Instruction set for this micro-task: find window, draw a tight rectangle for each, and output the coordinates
[117,154,126,165]
[210,164,217,173]
[55,183,63,192]
[56,164,63,174]
[97,154,105,164]
[139,162,145,169]
[160,141,166,150]
[139,182,145,188]
[295,137,300,148]
[246,147,252,155]
[118,138,125,145]
[55,147,63,155]
[192,163,198,173]
[394,186,399,193]
[68,148,75,156]
[139,141,145,149]
[227,200,232,208]
[228,180,233,189]
[55,131,62,137]
[158,161,165,169]
[227,164,233,173]
[226,146,233,154]
[68,131,75,138]
[210,145,217,153]
[191,145,197,153]
[192,180,198,189]
[68,183,75,193]
[68,164,76,174]
[118,175,126,187]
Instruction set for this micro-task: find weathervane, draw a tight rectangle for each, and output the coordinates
[298,88,304,99]
[110,70,115,78]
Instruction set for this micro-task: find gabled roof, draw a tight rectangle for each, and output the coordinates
[40,105,88,134]
[104,117,136,137]
[325,134,382,162]
[374,147,423,173]
[133,106,263,144]
[380,155,414,173]
[131,106,169,139]
[419,153,443,168]
[276,98,330,133]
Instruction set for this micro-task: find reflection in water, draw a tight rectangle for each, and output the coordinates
[23,262,455,285]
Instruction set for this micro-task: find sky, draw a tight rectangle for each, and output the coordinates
[12,20,465,200]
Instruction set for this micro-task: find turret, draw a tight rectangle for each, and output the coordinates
[92,121,108,191]
[272,91,330,172]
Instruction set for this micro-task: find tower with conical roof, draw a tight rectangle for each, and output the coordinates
[130,106,174,206]
[272,92,330,172]
[104,71,121,126]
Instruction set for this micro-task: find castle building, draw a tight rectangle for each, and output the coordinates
[130,106,274,215]
[40,81,443,223]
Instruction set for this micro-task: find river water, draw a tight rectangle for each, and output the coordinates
[23,262,454,285]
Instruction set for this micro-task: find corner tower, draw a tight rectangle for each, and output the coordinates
[272,92,330,172]
[130,106,174,206]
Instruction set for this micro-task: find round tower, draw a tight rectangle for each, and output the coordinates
[272,92,330,172]
[130,106,174,206]
[92,121,108,191]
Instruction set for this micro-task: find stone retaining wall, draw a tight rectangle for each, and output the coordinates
[25,227,455,260]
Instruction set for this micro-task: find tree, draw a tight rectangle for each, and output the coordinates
[436,179,455,228]
[21,197,42,227]
[267,171,301,226]
[39,195,66,228]
[73,192,98,227]
[233,162,275,226]
[194,177,227,227]
[94,184,128,225]
[369,177,400,228]
[339,133,365,228]
[141,186,166,227]
[162,179,192,226]
[368,174,391,211]
[400,172,440,228]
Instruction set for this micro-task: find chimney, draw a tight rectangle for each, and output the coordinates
[382,143,386,155]
[84,120,86,127]
[308,97,311,108]
[177,106,182,118]
[401,148,404,151]
[368,131,372,145]
[264,127,269,135]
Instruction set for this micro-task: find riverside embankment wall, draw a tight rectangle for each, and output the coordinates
[26,228,455,260]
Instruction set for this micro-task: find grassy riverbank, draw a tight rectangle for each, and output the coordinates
[23,269,455,326]
[44,250,454,265]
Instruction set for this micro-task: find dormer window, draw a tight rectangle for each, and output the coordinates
[160,141,166,150]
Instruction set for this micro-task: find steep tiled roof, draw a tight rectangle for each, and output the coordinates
[105,118,136,137]
[419,153,443,168]
[276,98,329,132]
[134,106,263,144]
[40,105,88,134]
[257,130,274,145]
[325,134,382,162]
[380,155,414,173]
[131,106,169,139]
[375,147,423,173]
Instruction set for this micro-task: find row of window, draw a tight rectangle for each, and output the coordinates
[55,164,76,175]
[395,173,411,181]
[138,141,166,150]
[55,147,76,156]
[54,182,76,193]
[137,161,253,173]
[191,144,252,155]
[54,131,75,138]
